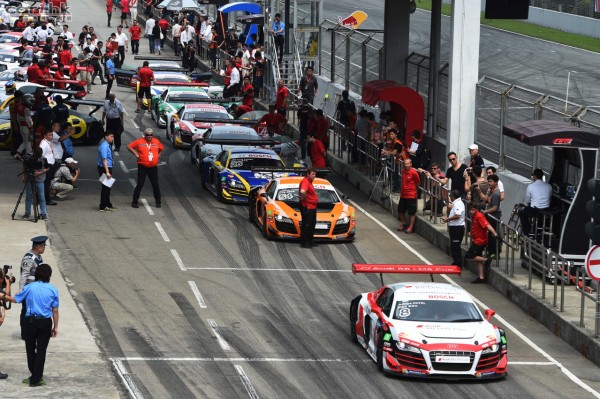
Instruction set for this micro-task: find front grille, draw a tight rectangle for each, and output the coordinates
[275,220,297,234]
[314,221,332,236]
[181,134,192,143]
[332,222,350,235]
[229,188,248,196]
[476,352,501,371]
[394,350,428,370]
[429,351,474,372]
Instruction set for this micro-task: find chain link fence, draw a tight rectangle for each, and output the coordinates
[531,0,600,17]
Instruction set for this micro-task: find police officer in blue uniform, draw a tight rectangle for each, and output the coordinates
[3,263,59,387]
[19,236,46,339]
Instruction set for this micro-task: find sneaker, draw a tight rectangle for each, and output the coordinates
[405,227,413,234]
[471,277,487,284]
[131,202,139,208]
[155,202,161,208]
[41,214,48,220]
[23,377,44,384]
[30,380,46,387]
[99,207,112,212]
[0,373,6,379]
[22,214,30,220]
[397,224,406,232]
[87,90,93,94]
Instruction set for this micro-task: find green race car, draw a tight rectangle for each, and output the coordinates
[150,87,211,128]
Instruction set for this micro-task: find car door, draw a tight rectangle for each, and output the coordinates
[367,287,392,352]
[210,150,228,190]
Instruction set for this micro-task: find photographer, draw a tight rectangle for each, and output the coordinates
[381,128,404,193]
[21,147,49,220]
[51,158,80,200]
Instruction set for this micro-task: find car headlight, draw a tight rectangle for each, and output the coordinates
[336,216,350,225]
[228,180,245,189]
[395,341,421,354]
[482,344,500,354]
[275,214,294,223]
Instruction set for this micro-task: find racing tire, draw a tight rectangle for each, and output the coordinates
[376,333,384,372]
[349,296,360,343]
[150,106,156,121]
[86,121,104,145]
[262,214,270,239]
[248,192,256,222]
[200,165,207,190]
[171,130,177,149]
[215,172,225,203]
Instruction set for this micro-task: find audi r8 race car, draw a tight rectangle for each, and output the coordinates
[249,175,356,241]
[135,72,208,108]
[166,103,233,148]
[190,125,264,166]
[349,271,507,380]
[150,86,210,128]
[200,148,295,203]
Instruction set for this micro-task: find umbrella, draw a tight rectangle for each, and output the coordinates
[218,2,261,14]
[156,0,199,11]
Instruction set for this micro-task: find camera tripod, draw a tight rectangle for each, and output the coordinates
[12,172,41,222]
[368,158,395,215]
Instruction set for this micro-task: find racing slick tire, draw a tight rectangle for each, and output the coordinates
[376,333,384,372]
[248,192,256,222]
[150,106,156,121]
[215,172,225,203]
[171,130,177,148]
[200,165,207,189]
[262,214,270,239]
[349,296,360,343]
[86,121,104,145]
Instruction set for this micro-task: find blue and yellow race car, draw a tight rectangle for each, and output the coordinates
[200,147,297,203]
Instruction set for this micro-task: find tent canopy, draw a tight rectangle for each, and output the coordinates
[156,0,199,10]
[503,119,600,148]
[218,2,261,14]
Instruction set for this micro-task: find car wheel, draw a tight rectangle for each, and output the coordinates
[150,106,156,121]
[349,296,360,343]
[376,333,384,372]
[200,164,207,189]
[262,213,270,239]
[248,192,256,222]
[172,130,178,148]
[216,177,225,203]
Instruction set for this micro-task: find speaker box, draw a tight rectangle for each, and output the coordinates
[485,0,529,19]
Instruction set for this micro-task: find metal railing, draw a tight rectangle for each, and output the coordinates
[576,267,600,337]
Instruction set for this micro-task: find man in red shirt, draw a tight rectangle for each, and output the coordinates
[136,61,154,113]
[254,105,286,135]
[314,109,329,149]
[128,20,142,55]
[397,158,421,234]
[106,0,113,27]
[127,128,165,208]
[307,134,326,168]
[299,167,318,248]
[26,59,43,84]
[58,43,72,67]
[230,103,253,118]
[241,76,253,107]
[465,206,498,283]
[157,17,170,48]
[120,0,130,28]
[275,79,288,116]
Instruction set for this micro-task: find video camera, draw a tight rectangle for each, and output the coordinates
[1,265,15,289]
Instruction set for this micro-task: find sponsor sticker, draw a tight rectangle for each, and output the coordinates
[435,356,470,363]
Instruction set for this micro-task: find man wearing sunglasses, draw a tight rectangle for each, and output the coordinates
[127,129,164,209]
[433,151,468,199]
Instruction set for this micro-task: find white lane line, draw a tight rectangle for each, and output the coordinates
[207,319,231,351]
[112,357,370,363]
[111,359,145,399]
[132,121,139,129]
[347,199,600,399]
[188,281,207,308]
[186,267,351,272]
[119,160,128,174]
[509,361,555,365]
[154,222,170,242]
[234,365,260,399]
[141,199,154,215]
[129,178,136,188]
[170,249,187,271]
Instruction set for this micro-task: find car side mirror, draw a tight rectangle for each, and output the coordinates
[259,192,268,198]
[484,308,495,321]
[341,194,349,201]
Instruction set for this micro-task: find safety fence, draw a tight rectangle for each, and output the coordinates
[576,268,600,337]
[531,0,600,18]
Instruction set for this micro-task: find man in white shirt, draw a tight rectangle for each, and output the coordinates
[443,189,466,268]
[172,21,182,55]
[146,17,156,53]
[0,6,10,28]
[34,24,53,42]
[58,25,74,44]
[486,166,505,201]
[180,24,191,48]
[228,64,240,96]
[520,168,553,236]
[22,22,36,44]
[40,131,58,205]
[116,25,129,68]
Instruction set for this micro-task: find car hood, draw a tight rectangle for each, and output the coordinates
[234,170,294,187]
[394,321,488,340]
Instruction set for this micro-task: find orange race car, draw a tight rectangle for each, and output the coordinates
[248,175,356,241]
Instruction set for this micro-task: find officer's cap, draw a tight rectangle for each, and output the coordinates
[31,236,48,245]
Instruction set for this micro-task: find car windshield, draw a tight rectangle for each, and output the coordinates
[392,300,482,323]
[168,93,208,102]
[155,76,190,84]
[275,187,340,204]
[182,111,229,120]
[211,131,259,140]
[0,35,19,43]
[228,157,283,170]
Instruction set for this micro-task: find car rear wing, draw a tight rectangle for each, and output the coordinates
[192,118,258,124]
[251,167,331,178]
[202,138,276,146]
[134,56,182,62]
[352,264,462,285]
[153,81,208,87]
[63,99,105,116]
[39,87,86,99]
[147,67,186,72]
[172,98,235,104]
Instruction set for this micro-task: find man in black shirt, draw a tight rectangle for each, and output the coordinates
[435,151,468,199]
[335,90,356,127]
[297,98,311,160]
[468,143,485,169]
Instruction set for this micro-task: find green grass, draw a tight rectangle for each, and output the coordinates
[416,0,600,53]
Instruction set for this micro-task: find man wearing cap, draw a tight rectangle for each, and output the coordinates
[18,236,47,339]
[3,263,59,387]
[51,158,80,199]
[127,128,164,208]
[468,144,485,170]
[519,168,552,236]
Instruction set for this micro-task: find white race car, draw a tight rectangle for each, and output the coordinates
[349,265,508,380]
[166,103,233,148]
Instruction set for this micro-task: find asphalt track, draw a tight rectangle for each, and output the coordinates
[2,0,599,397]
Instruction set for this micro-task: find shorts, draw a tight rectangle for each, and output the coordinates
[465,243,486,259]
[138,86,152,99]
[121,12,129,19]
[398,198,417,216]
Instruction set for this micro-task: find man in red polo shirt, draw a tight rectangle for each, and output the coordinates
[128,20,142,55]
[299,167,318,248]
[26,59,43,83]
[241,76,254,107]
[314,109,329,149]
[307,134,326,168]
[136,61,154,113]
[466,206,498,283]
[127,128,164,208]
[254,105,286,135]
[58,43,72,66]
[275,79,288,116]
[397,158,421,234]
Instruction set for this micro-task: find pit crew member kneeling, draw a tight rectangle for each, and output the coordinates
[51,158,80,200]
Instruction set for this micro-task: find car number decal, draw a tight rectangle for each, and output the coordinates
[397,308,411,318]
